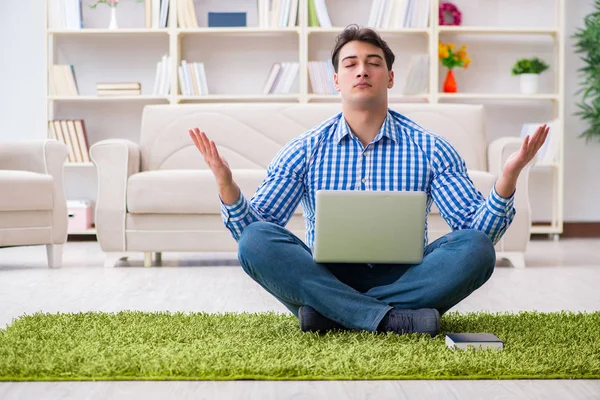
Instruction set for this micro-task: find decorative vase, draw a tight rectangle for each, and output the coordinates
[443,69,457,93]
[108,7,118,29]
[519,73,539,95]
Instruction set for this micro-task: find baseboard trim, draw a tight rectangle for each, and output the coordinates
[532,222,600,238]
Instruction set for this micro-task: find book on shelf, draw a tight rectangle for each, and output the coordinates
[96,82,142,96]
[262,62,299,94]
[208,12,247,28]
[445,333,504,350]
[258,0,299,28]
[179,61,209,96]
[48,0,82,29]
[401,54,429,95]
[49,65,79,97]
[152,54,171,96]
[308,61,336,95]
[368,0,430,29]
[146,0,170,28]
[49,120,90,164]
[177,0,199,28]
[521,119,560,166]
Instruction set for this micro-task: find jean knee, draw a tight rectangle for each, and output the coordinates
[453,230,496,280]
[237,221,276,273]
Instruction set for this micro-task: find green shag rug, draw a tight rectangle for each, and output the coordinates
[1,311,599,381]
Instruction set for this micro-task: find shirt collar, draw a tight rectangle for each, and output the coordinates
[334,110,399,145]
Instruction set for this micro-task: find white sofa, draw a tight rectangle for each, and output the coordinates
[0,140,69,267]
[91,103,533,268]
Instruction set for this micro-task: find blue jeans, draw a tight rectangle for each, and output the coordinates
[237,221,496,332]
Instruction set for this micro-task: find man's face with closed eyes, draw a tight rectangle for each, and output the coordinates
[333,40,394,107]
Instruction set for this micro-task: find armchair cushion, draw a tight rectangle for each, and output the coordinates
[0,170,54,211]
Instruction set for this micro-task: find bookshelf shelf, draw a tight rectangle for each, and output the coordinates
[437,93,560,101]
[178,28,301,36]
[64,162,95,168]
[438,26,559,36]
[307,27,429,35]
[49,96,170,101]
[178,94,301,102]
[48,29,170,35]
[46,0,566,237]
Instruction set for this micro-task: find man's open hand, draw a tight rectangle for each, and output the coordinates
[189,128,233,187]
[502,123,550,179]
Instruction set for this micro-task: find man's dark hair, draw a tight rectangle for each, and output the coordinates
[331,24,395,73]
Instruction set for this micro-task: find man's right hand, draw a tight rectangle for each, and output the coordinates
[189,127,233,186]
[189,128,240,204]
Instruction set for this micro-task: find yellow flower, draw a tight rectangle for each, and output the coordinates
[457,50,468,60]
[439,49,449,59]
[448,43,456,51]
[463,58,471,68]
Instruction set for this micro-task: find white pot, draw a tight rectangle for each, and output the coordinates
[519,73,539,95]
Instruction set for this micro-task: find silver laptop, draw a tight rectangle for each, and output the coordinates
[312,190,427,264]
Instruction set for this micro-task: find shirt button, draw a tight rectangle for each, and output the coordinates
[361,178,366,183]
[363,153,367,157]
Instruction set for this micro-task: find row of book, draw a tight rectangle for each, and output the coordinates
[368,0,431,29]
[48,0,169,29]
[262,62,300,94]
[48,120,90,163]
[49,65,79,96]
[308,0,332,28]
[308,61,336,95]
[179,61,209,96]
[258,0,299,28]
[152,55,172,96]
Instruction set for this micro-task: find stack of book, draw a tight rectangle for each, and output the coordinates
[48,120,90,164]
[262,62,300,94]
[258,0,300,28]
[49,65,79,97]
[178,61,209,96]
[307,61,336,95]
[367,0,431,29]
[96,82,141,97]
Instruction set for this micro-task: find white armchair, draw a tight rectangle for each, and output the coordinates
[0,140,69,267]
[91,103,533,268]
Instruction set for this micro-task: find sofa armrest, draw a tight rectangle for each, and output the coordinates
[488,137,536,252]
[0,139,69,244]
[90,139,140,251]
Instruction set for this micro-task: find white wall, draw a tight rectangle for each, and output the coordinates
[0,0,598,221]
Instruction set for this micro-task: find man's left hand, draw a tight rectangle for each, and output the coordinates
[502,123,550,179]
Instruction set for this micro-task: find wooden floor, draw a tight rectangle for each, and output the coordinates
[1,238,599,399]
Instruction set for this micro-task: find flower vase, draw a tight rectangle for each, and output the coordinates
[443,69,457,93]
[108,7,118,29]
[519,73,539,95]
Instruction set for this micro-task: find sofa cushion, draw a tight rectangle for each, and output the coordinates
[0,170,54,211]
[127,169,304,215]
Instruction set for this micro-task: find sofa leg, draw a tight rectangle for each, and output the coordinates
[104,252,134,268]
[500,252,526,269]
[155,252,162,264]
[144,252,152,268]
[46,244,63,268]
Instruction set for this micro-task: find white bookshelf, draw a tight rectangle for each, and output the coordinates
[45,0,565,236]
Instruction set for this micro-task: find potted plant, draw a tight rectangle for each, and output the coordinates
[90,0,143,30]
[438,41,470,93]
[511,57,549,95]
[572,0,600,143]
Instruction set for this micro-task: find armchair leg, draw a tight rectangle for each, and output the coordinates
[155,252,162,264]
[499,252,526,269]
[144,252,152,268]
[104,252,135,268]
[46,244,63,268]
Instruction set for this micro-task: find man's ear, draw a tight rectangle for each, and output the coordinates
[388,70,394,89]
[334,73,340,92]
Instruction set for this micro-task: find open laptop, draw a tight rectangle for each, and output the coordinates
[312,190,427,264]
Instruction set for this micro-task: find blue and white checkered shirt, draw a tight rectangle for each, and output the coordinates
[220,109,515,249]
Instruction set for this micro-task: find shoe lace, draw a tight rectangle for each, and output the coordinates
[390,312,414,333]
